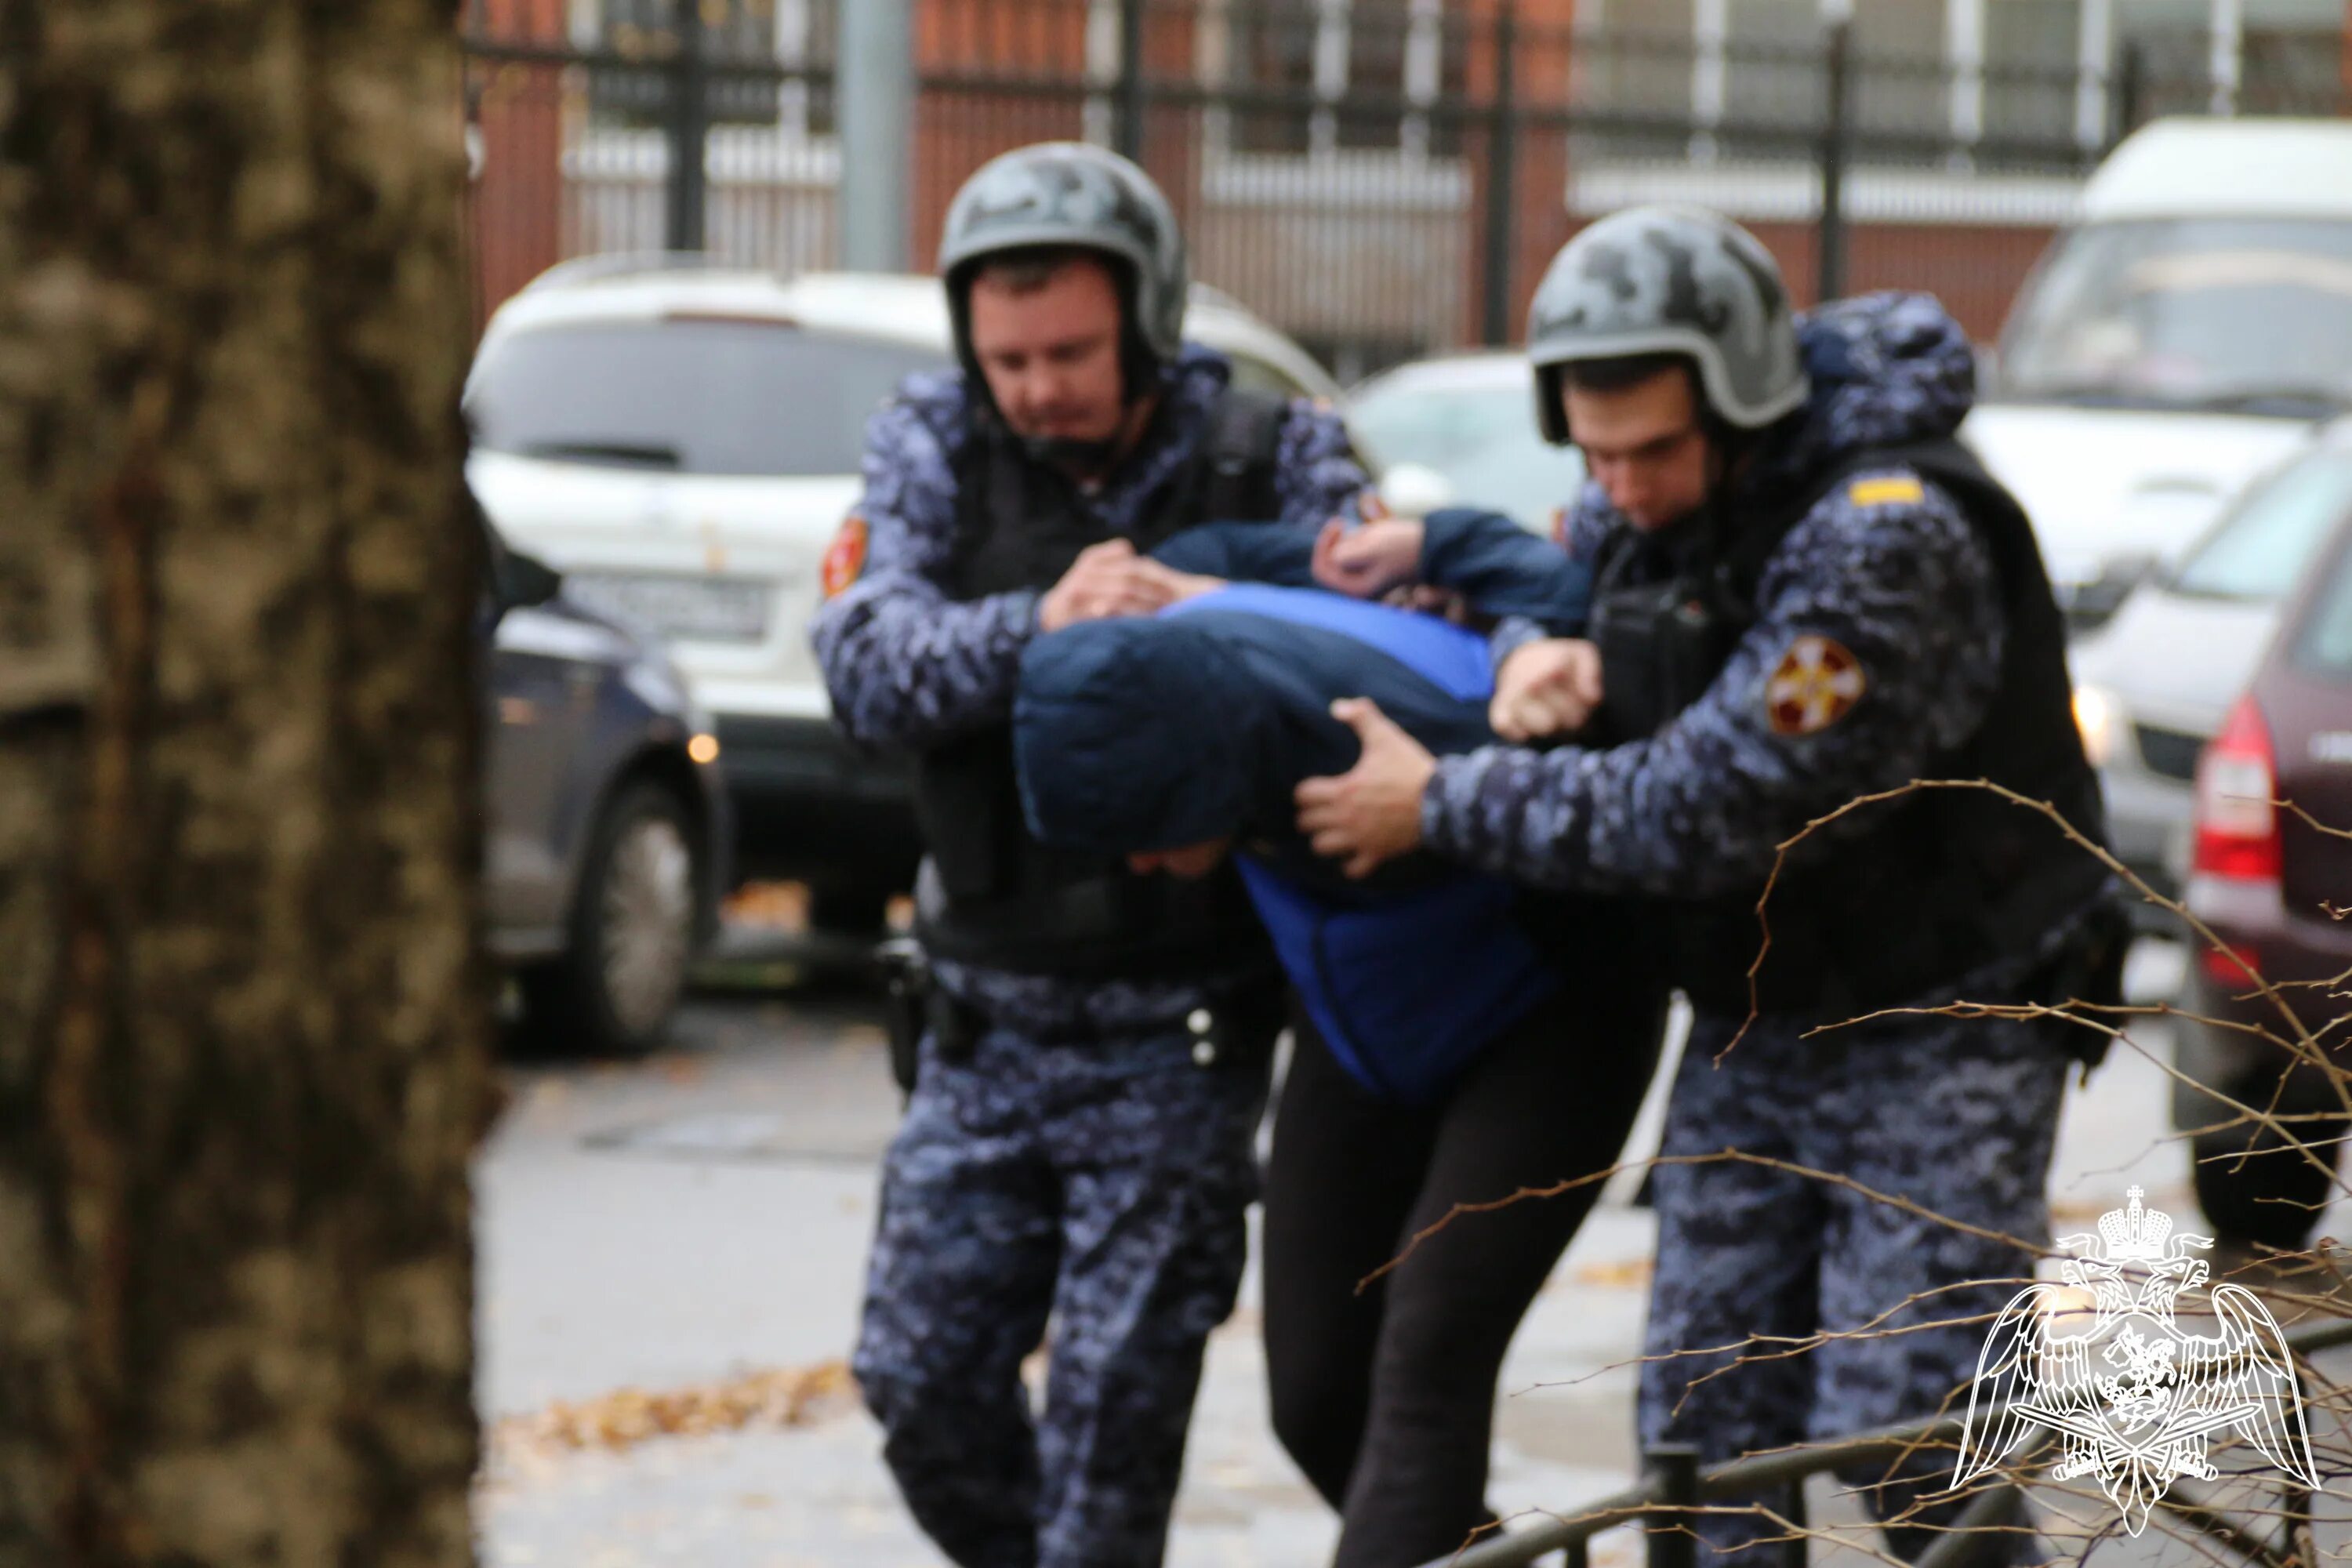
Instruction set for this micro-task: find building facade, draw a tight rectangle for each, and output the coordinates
[464,0,2352,372]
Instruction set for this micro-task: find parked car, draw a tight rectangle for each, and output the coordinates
[2173,492,2352,1249]
[1963,117,2352,626]
[2069,419,2352,914]
[482,521,729,1055]
[465,257,1341,932]
[1344,350,1586,534]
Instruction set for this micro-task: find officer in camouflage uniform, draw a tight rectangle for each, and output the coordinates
[1294,206,2122,1561]
[811,143,1367,1568]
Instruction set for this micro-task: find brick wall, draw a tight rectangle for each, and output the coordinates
[464,0,2077,361]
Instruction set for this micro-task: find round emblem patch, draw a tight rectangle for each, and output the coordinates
[1765,633,1867,736]
[821,515,868,599]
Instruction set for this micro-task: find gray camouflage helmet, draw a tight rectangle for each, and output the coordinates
[939,142,1188,375]
[1525,205,1808,444]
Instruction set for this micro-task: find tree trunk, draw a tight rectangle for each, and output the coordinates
[0,4,489,1565]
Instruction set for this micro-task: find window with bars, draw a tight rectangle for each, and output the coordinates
[1723,0,1829,134]
[1338,0,1410,148]
[1573,0,2299,166]
[2239,0,2350,114]
[1577,0,1697,125]
[1848,0,1946,136]
[1221,0,1468,160]
[589,0,779,125]
[1984,0,2082,148]
[1229,0,1321,154]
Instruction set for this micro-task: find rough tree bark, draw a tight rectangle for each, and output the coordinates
[0,4,490,1565]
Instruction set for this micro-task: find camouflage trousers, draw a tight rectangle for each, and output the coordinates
[852,1023,1268,1568]
[1639,1000,2070,1563]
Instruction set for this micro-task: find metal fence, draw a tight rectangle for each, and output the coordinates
[1421,1309,2352,1568]
[460,0,2350,379]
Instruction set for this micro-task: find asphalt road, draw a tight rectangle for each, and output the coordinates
[474,943,2352,1567]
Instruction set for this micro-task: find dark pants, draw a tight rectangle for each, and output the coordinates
[1639,1000,2067,1564]
[1263,975,1668,1568]
[853,1023,1269,1568]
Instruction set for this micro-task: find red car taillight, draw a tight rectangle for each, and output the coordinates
[2191,695,2280,985]
[2193,695,2283,883]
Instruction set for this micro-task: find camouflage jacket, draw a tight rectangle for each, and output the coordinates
[813,345,1367,1036]
[1422,292,2012,901]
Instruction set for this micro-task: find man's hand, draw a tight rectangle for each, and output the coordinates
[1294,698,1436,879]
[1491,637,1603,742]
[1312,517,1425,600]
[1158,566,1227,604]
[1039,539,1189,632]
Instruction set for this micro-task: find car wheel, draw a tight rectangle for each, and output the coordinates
[807,882,892,938]
[2189,1121,2343,1252]
[517,782,702,1058]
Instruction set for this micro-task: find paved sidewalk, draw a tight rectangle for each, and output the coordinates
[478,948,2314,1567]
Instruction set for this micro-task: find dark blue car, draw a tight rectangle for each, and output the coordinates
[483,526,730,1056]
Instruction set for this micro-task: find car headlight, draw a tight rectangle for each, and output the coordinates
[2072,682,2122,768]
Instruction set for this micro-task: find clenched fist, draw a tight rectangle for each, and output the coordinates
[1491,637,1604,742]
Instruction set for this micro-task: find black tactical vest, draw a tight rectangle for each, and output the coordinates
[1583,437,2118,1024]
[909,388,1291,978]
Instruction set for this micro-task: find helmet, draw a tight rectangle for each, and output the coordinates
[938,142,1187,389]
[1524,205,1808,445]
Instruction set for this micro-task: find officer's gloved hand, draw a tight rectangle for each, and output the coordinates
[1492,637,1603,742]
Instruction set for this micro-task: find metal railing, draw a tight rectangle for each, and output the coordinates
[460,0,2350,368]
[1422,1314,2352,1568]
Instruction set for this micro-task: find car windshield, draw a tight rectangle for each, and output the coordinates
[1345,376,1585,532]
[2169,449,2352,601]
[1995,219,2352,417]
[2291,523,2352,679]
[466,318,953,477]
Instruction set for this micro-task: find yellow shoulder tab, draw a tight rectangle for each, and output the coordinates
[1846,474,1925,508]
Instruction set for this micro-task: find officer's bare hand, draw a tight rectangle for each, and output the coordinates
[1312,518,1425,600]
[1039,539,1185,632]
[1160,567,1227,604]
[1294,698,1435,879]
[1491,637,1603,742]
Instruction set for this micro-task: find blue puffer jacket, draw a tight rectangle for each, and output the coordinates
[1014,584,1557,1102]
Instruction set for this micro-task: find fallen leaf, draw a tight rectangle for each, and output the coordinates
[1572,1257,1653,1290]
[490,1359,857,1460]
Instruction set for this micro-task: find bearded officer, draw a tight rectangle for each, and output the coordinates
[1294,205,2122,1563]
[811,142,1367,1568]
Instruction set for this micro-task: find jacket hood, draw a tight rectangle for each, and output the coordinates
[1014,616,1270,855]
[1751,290,1977,492]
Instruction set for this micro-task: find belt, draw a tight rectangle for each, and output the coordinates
[927,979,1286,1064]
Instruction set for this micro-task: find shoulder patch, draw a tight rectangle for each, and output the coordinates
[1846,474,1926,508]
[821,515,869,599]
[1765,633,1867,736]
